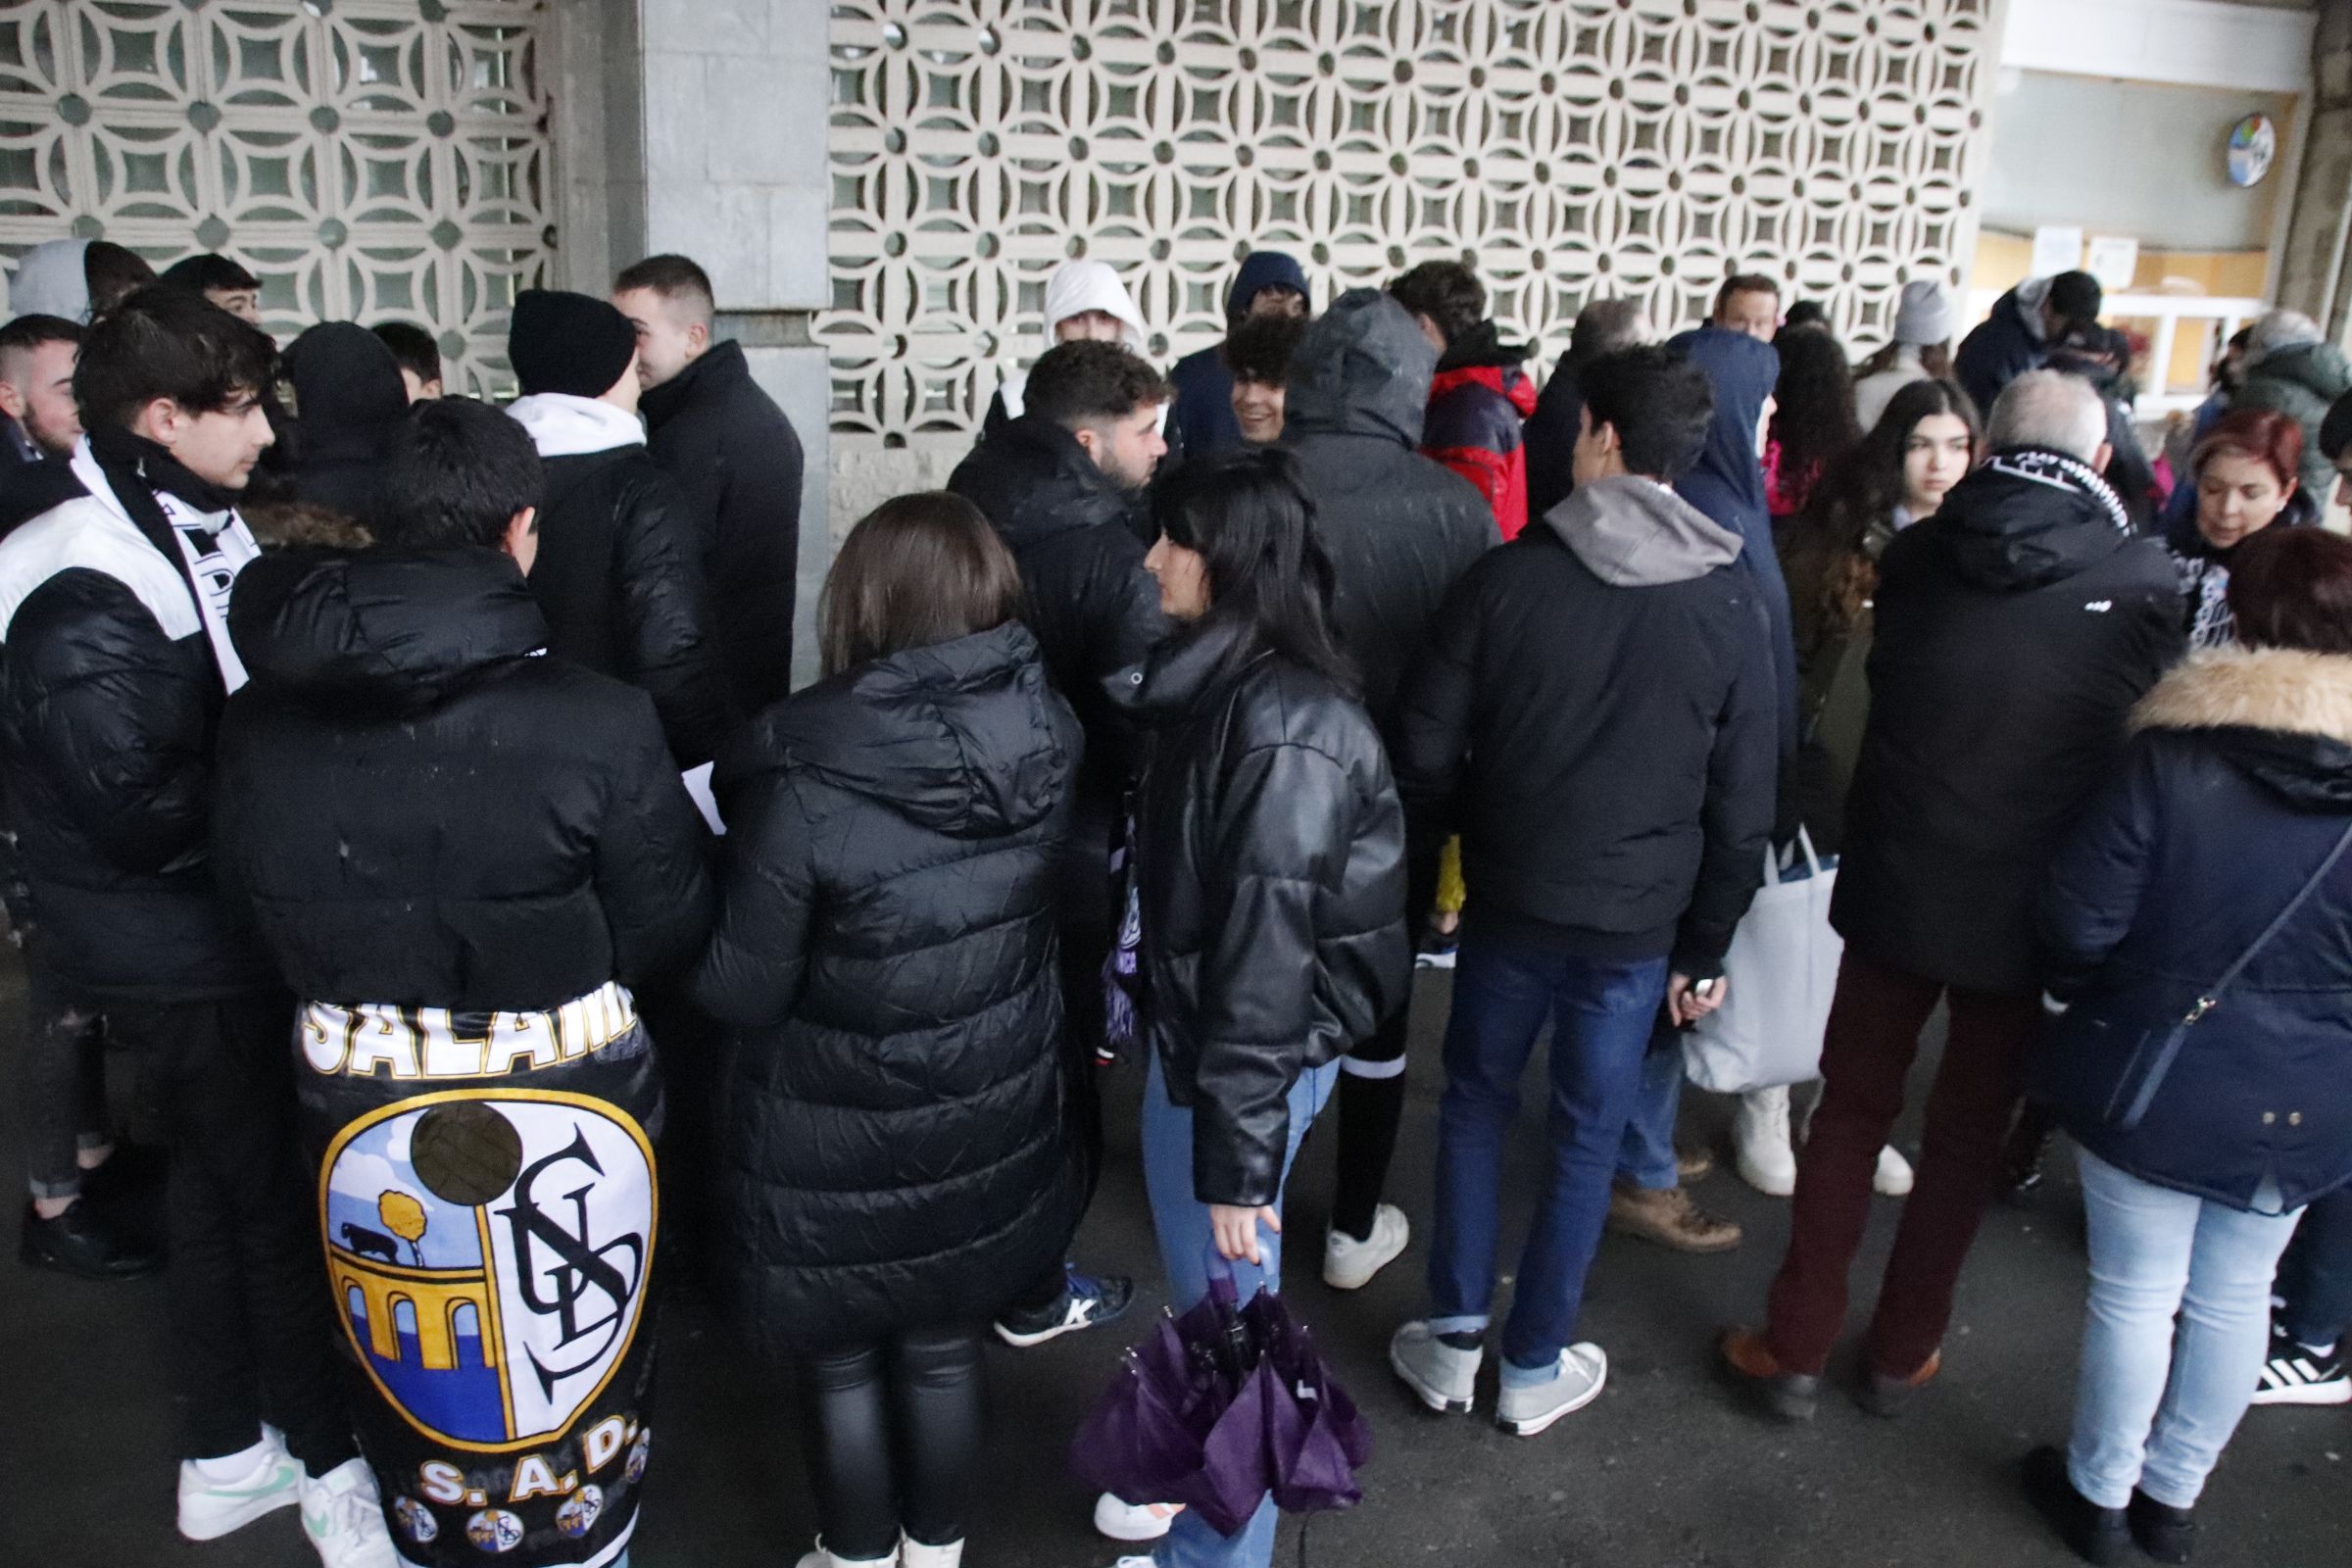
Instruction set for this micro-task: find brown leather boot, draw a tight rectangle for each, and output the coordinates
[1607,1182,1742,1252]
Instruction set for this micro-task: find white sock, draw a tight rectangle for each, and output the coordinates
[2301,1339,2339,1359]
[188,1438,273,1484]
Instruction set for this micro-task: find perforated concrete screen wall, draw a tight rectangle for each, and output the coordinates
[0,0,551,396]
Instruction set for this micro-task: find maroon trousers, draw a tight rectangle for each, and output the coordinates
[1763,949,2042,1378]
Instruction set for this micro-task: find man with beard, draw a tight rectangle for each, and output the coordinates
[0,314,86,532]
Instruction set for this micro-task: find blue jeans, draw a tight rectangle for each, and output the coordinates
[1425,935,1671,1371]
[1615,1040,1685,1192]
[2278,1187,2352,1350]
[1141,1048,1337,1568]
[2068,1149,2302,1509]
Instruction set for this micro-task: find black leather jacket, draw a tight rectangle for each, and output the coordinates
[1132,620,1408,1205]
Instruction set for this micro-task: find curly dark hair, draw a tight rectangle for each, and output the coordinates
[1389,261,1486,350]
[1783,377,1980,643]
[1768,325,1862,497]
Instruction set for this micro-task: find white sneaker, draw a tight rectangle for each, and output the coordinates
[1388,1320,1480,1414]
[795,1543,899,1568]
[177,1431,302,1541]
[1494,1344,1608,1437]
[1323,1202,1409,1290]
[901,1538,964,1568]
[1874,1144,1915,1197]
[1110,1559,1157,1568]
[1094,1494,1184,1543]
[1734,1085,1797,1197]
[301,1458,398,1568]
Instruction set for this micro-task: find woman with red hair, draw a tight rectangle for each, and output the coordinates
[2172,407,2313,648]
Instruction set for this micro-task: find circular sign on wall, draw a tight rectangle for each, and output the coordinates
[2228,113,2278,188]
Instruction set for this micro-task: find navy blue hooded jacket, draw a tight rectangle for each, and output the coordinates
[2034,646,2352,1211]
[1668,324,1799,772]
[1166,252,1311,459]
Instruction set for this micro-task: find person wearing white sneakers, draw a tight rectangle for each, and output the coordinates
[1733,1084,1915,1200]
[1734,378,1985,1205]
[1125,450,1409,1567]
[0,289,393,1568]
[1387,346,1776,1437]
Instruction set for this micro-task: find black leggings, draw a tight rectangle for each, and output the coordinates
[800,1325,984,1558]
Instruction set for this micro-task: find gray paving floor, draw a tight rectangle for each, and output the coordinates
[4,959,2348,1567]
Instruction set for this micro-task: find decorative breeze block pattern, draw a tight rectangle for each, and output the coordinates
[0,0,551,395]
[825,0,1994,451]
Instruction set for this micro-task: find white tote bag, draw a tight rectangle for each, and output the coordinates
[1681,830,1842,1094]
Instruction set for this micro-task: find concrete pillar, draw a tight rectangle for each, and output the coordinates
[548,0,833,689]
[2277,0,2352,340]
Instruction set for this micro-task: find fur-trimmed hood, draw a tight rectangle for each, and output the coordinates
[2132,646,2352,808]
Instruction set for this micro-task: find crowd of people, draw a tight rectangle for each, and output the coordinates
[2,224,2350,1568]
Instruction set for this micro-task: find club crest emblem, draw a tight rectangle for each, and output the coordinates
[555,1484,605,1539]
[318,1090,657,1452]
[393,1495,439,1544]
[466,1507,526,1552]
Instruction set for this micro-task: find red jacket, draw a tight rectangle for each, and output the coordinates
[1423,363,1540,540]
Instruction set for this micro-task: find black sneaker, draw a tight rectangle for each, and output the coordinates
[994,1267,1134,1348]
[1413,923,1458,971]
[2021,1446,2128,1567]
[2128,1490,2196,1565]
[2251,1318,2350,1406]
[19,1199,163,1280]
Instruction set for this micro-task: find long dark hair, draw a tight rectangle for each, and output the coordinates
[820,491,1025,677]
[1154,448,1356,694]
[1784,377,1981,640]
[1769,325,1862,487]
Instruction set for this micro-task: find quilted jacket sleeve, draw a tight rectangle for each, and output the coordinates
[612,466,735,768]
[1191,739,1355,1207]
[4,569,216,876]
[593,691,717,988]
[688,767,819,1028]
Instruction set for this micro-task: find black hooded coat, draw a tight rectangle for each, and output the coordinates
[689,623,1088,1351]
[213,546,715,1009]
[1834,449,2183,995]
[1281,288,1496,736]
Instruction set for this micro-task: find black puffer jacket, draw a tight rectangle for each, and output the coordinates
[0,430,274,1001]
[2035,648,2352,1210]
[690,623,1087,1352]
[530,444,733,768]
[640,340,807,712]
[949,415,1166,796]
[1396,476,1777,975]
[213,546,714,1009]
[1134,620,1409,1206]
[1835,448,2184,995]
[1282,288,1497,734]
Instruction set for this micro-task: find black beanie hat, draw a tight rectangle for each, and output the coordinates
[508,289,637,398]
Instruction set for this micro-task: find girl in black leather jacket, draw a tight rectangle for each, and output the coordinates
[1129,449,1408,1566]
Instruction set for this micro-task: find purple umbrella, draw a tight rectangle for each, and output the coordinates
[1071,1252,1374,1538]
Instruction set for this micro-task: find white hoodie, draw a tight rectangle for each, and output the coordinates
[8,239,93,323]
[996,259,1152,421]
[505,392,645,459]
